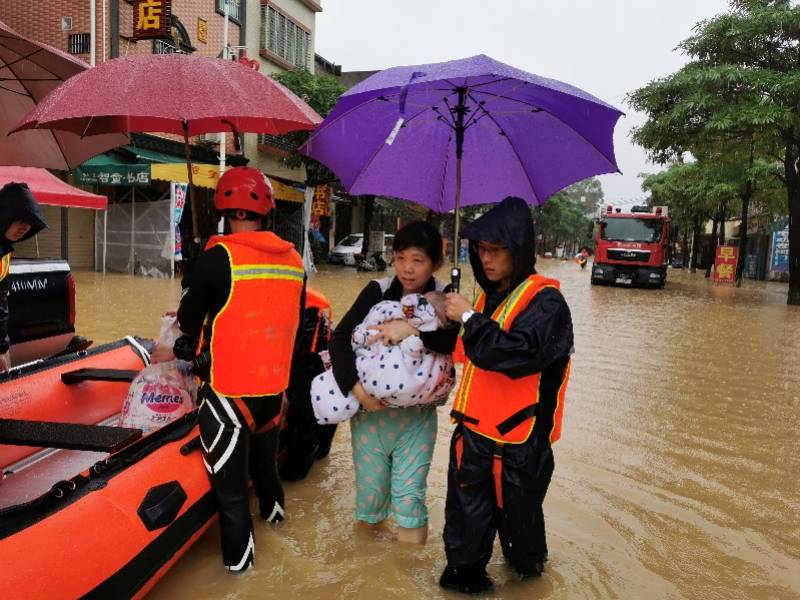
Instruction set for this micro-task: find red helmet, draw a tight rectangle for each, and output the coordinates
[214,167,274,216]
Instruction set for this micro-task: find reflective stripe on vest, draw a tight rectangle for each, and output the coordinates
[452,274,570,444]
[0,254,10,282]
[206,233,303,398]
[230,264,304,282]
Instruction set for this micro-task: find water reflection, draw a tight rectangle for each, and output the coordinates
[72,261,800,599]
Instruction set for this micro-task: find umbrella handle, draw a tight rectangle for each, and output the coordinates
[450,267,461,293]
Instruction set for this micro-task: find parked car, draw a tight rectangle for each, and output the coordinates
[7,259,89,366]
[329,233,394,266]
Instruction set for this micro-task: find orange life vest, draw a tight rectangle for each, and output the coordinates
[452,274,571,444]
[0,254,10,282]
[205,231,304,398]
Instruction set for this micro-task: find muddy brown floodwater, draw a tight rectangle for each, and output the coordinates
[72,260,800,599]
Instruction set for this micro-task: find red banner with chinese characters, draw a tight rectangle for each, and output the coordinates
[312,185,331,217]
[712,245,738,284]
[133,0,172,41]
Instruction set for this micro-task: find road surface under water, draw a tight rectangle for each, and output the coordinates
[72,260,800,599]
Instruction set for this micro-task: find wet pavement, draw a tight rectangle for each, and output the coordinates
[72,260,800,599]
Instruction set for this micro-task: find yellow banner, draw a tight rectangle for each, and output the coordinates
[149,164,305,203]
[272,179,305,203]
[151,163,220,189]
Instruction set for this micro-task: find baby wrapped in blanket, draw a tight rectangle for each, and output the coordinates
[311,291,455,424]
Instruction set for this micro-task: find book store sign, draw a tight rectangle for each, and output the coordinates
[75,165,151,186]
[133,0,172,41]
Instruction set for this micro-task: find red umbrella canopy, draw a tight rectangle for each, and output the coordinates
[0,20,127,170]
[13,53,322,137]
[0,166,107,210]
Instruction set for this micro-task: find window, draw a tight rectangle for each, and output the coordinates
[216,0,241,23]
[68,33,90,54]
[257,133,297,153]
[601,218,662,243]
[153,39,182,54]
[261,5,310,68]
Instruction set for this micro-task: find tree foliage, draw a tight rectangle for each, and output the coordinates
[534,178,601,254]
[628,0,800,301]
[271,68,346,184]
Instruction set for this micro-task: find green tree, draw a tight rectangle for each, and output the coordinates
[271,68,346,186]
[629,0,800,302]
[642,161,736,273]
[534,191,594,257]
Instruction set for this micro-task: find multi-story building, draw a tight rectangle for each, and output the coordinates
[240,0,321,249]
[1,1,243,64]
[243,0,320,183]
[0,2,318,272]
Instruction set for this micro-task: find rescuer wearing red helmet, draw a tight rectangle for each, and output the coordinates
[159,167,304,573]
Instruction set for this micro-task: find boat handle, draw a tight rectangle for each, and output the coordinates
[180,435,202,456]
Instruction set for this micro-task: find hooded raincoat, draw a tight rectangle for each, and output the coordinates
[0,182,47,355]
[442,197,573,586]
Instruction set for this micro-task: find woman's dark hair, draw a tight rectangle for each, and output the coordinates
[392,220,444,266]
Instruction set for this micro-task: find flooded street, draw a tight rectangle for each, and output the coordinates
[73,261,800,599]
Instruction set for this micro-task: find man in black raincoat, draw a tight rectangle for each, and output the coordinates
[442,196,573,593]
[0,182,47,372]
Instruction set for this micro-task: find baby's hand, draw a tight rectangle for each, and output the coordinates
[366,320,418,346]
[352,382,384,412]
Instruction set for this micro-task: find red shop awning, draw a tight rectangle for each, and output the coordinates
[0,166,107,210]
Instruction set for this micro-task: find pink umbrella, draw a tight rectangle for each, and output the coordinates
[0,20,126,170]
[13,53,322,238]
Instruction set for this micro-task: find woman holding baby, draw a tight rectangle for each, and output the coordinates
[328,221,458,544]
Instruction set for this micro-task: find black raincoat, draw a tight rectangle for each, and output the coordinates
[441,197,573,589]
[0,182,47,354]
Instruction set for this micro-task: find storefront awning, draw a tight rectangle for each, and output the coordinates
[75,149,151,186]
[0,166,107,210]
[272,178,305,203]
[76,146,306,200]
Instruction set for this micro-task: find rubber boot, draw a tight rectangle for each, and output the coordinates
[249,427,285,523]
[439,564,493,595]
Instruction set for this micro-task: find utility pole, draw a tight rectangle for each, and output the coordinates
[89,0,97,66]
[219,0,229,176]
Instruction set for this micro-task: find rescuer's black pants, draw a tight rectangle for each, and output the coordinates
[197,384,284,572]
[442,424,554,578]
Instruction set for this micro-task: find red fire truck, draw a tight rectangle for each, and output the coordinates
[591,205,671,288]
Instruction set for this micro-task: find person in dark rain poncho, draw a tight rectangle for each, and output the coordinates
[0,182,47,372]
[442,196,574,593]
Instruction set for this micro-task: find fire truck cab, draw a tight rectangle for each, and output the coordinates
[591,205,671,289]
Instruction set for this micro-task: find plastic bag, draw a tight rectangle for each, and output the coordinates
[119,315,197,433]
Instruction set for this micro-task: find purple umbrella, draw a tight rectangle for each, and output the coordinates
[301,54,623,270]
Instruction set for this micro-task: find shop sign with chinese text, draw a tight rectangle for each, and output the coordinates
[133,0,172,41]
[312,185,331,216]
[75,165,151,186]
[713,245,738,284]
[769,227,789,273]
[197,18,208,44]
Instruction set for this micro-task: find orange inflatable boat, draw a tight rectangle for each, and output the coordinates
[0,338,213,599]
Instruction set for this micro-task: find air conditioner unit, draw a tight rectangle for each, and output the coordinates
[61,17,73,31]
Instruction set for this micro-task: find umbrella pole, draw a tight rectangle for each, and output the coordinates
[450,87,467,293]
[182,121,201,244]
[451,155,462,291]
